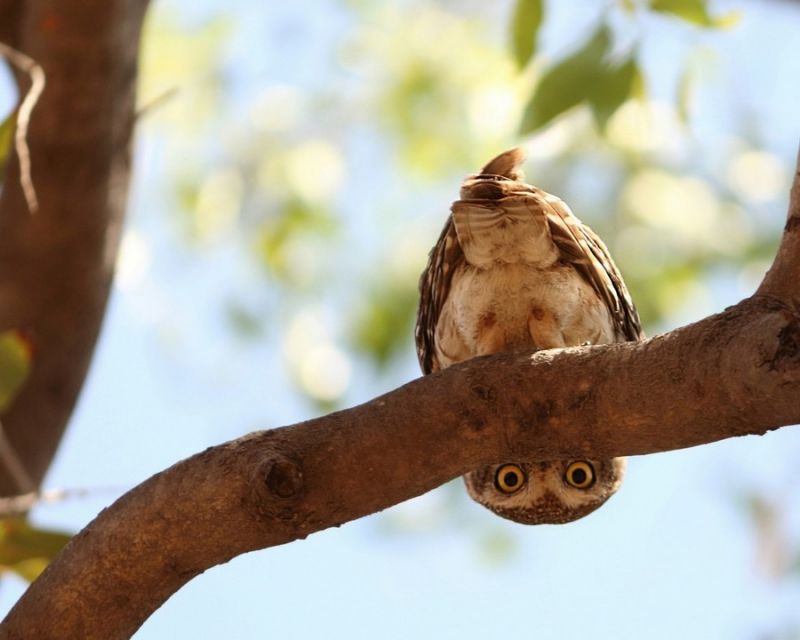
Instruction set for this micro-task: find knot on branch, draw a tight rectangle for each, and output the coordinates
[470,384,497,403]
[263,456,304,498]
[769,317,800,372]
[245,453,307,524]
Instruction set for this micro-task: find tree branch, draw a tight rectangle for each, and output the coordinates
[0,0,149,495]
[758,145,800,302]
[2,153,800,638]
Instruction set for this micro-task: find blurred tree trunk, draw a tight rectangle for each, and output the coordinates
[0,0,149,495]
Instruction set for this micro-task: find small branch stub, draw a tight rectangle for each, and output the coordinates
[264,457,304,499]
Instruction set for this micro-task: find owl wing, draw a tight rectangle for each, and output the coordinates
[415,216,464,375]
[415,149,644,374]
[415,150,527,375]
[542,195,643,342]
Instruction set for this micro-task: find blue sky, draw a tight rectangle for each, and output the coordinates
[2,1,800,638]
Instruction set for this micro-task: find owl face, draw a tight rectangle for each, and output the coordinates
[464,458,626,525]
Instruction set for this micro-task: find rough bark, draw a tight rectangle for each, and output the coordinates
[0,0,148,494]
[0,151,799,638]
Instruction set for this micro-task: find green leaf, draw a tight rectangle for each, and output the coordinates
[520,24,641,134]
[630,60,647,100]
[350,280,418,368]
[1,557,49,582]
[0,110,17,184]
[224,300,264,339]
[587,56,641,130]
[478,528,517,566]
[510,0,544,69]
[0,331,31,412]
[255,199,338,285]
[676,62,694,124]
[520,24,612,134]
[0,518,73,583]
[649,0,740,28]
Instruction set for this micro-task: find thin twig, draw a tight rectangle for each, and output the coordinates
[0,41,46,214]
[0,419,34,494]
[0,485,126,517]
[135,86,179,120]
[0,490,58,516]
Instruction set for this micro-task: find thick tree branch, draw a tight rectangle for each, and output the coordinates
[758,146,800,302]
[0,0,149,495]
[2,156,800,638]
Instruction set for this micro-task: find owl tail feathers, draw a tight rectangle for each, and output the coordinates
[460,148,529,200]
[479,147,527,182]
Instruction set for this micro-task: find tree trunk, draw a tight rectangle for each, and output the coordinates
[0,0,148,495]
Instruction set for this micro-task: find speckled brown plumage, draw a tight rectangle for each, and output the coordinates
[415,148,643,524]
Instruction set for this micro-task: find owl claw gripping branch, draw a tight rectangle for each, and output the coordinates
[415,148,643,525]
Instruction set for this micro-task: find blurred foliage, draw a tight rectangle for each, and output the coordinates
[516,0,742,135]
[0,519,72,583]
[254,198,338,286]
[648,0,741,27]
[132,0,789,406]
[352,4,522,175]
[519,23,641,134]
[0,331,30,412]
[0,110,15,182]
[510,0,543,69]
[738,490,800,584]
[129,0,795,603]
[224,300,264,340]
[0,334,55,586]
[0,0,792,625]
[349,278,419,368]
[137,10,232,138]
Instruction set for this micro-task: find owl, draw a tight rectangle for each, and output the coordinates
[415,148,643,524]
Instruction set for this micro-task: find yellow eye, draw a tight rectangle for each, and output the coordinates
[494,464,526,494]
[565,461,595,489]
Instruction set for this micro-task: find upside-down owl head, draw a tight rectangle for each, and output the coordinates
[464,458,626,525]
